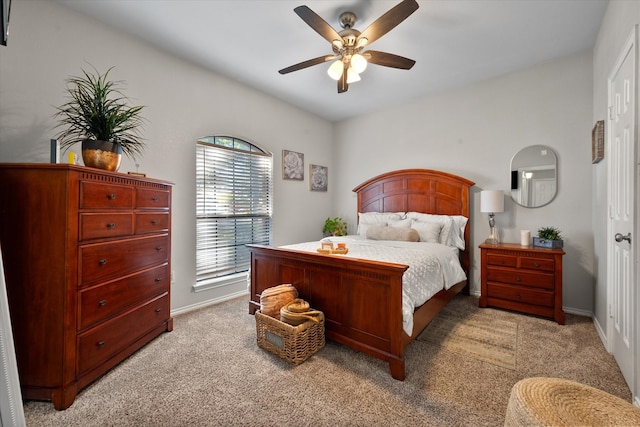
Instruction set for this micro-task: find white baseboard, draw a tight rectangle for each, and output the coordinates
[171,290,249,317]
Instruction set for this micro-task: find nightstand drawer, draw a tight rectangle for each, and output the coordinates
[486,267,554,289]
[520,257,554,272]
[487,283,554,307]
[487,253,517,267]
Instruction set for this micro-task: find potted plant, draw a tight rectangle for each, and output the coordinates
[533,226,563,248]
[53,66,146,171]
[323,217,347,236]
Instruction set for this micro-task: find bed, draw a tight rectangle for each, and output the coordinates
[248,169,475,380]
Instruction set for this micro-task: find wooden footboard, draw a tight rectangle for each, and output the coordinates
[248,244,468,380]
[248,244,413,378]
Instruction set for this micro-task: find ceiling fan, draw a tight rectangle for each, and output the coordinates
[279,0,419,93]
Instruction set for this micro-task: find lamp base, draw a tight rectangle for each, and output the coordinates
[485,226,500,245]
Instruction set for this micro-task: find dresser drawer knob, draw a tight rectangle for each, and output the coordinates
[152,196,159,202]
[98,259,107,266]
[97,341,105,349]
[156,246,162,252]
[98,300,107,307]
[499,259,505,264]
[151,219,159,225]
[516,293,521,299]
[155,277,162,283]
[534,262,540,268]
[107,193,116,200]
[155,308,161,313]
[516,275,522,281]
[107,223,116,229]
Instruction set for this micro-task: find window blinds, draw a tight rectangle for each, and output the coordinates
[196,139,272,282]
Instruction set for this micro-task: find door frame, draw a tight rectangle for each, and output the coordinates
[606,25,638,406]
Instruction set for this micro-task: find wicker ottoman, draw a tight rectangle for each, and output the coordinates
[505,377,640,426]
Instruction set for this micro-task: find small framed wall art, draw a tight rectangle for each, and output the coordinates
[310,164,328,191]
[282,150,304,180]
[592,120,604,163]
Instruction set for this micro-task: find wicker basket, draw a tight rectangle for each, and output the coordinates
[255,309,325,365]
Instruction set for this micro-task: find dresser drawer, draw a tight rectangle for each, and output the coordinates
[486,267,554,289]
[136,188,170,209]
[487,283,554,307]
[135,212,170,234]
[78,264,169,330]
[80,181,134,209]
[520,256,555,272]
[77,293,169,375]
[80,235,169,286]
[487,253,517,268]
[80,212,134,241]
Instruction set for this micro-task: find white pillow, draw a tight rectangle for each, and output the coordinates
[357,212,403,236]
[411,221,444,243]
[388,218,413,228]
[405,212,454,246]
[450,215,469,250]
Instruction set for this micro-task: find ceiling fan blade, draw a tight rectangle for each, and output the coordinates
[364,50,416,70]
[294,5,342,45]
[279,55,336,74]
[357,0,419,46]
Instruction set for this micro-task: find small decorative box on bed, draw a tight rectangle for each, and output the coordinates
[255,310,325,364]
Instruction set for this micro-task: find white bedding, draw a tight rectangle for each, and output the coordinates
[280,235,467,336]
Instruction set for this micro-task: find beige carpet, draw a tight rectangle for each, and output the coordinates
[417,308,518,370]
[22,294,632,426]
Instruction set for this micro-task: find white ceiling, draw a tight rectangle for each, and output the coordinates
[54,0,608,122]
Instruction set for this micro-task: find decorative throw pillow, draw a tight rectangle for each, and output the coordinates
[411,221,444,243]
[366,225,420,242]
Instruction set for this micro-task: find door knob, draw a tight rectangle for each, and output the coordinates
[615,232,632,244]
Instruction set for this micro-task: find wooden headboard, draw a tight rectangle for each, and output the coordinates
[352,169,475,276]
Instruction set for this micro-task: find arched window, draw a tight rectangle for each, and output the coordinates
[196,136,272,284]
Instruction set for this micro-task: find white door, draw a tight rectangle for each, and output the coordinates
[608,27,637,393]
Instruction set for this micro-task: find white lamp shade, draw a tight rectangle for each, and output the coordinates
[480,190,504,213]
[351,53,367,73]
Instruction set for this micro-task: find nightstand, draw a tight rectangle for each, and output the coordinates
[479,243,565,324]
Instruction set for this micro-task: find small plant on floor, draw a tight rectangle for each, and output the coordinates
[537,226,562,241]
[323,217,347,236]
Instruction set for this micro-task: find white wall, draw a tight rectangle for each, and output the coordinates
[333,51,595,313]
[0,0,334,311]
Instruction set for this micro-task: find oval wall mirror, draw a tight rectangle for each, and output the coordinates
[510,145,557,208]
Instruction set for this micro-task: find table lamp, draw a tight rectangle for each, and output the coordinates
[480,190,504,244]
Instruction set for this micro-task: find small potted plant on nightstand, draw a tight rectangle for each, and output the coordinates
[323,217,347,237]
[533,226,563,248]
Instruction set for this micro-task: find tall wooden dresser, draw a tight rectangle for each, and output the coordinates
[0,163,173,409]
[479,243,565,325]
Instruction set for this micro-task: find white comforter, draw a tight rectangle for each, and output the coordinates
[280,235,467,336]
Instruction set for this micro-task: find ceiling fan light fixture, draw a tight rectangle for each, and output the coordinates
[327,60,344,80]
[346,66,361,84]
[351,53,367,73]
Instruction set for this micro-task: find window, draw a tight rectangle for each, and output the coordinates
[196,136,272,284]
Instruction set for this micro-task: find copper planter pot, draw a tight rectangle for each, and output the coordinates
[81,140,122,172]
